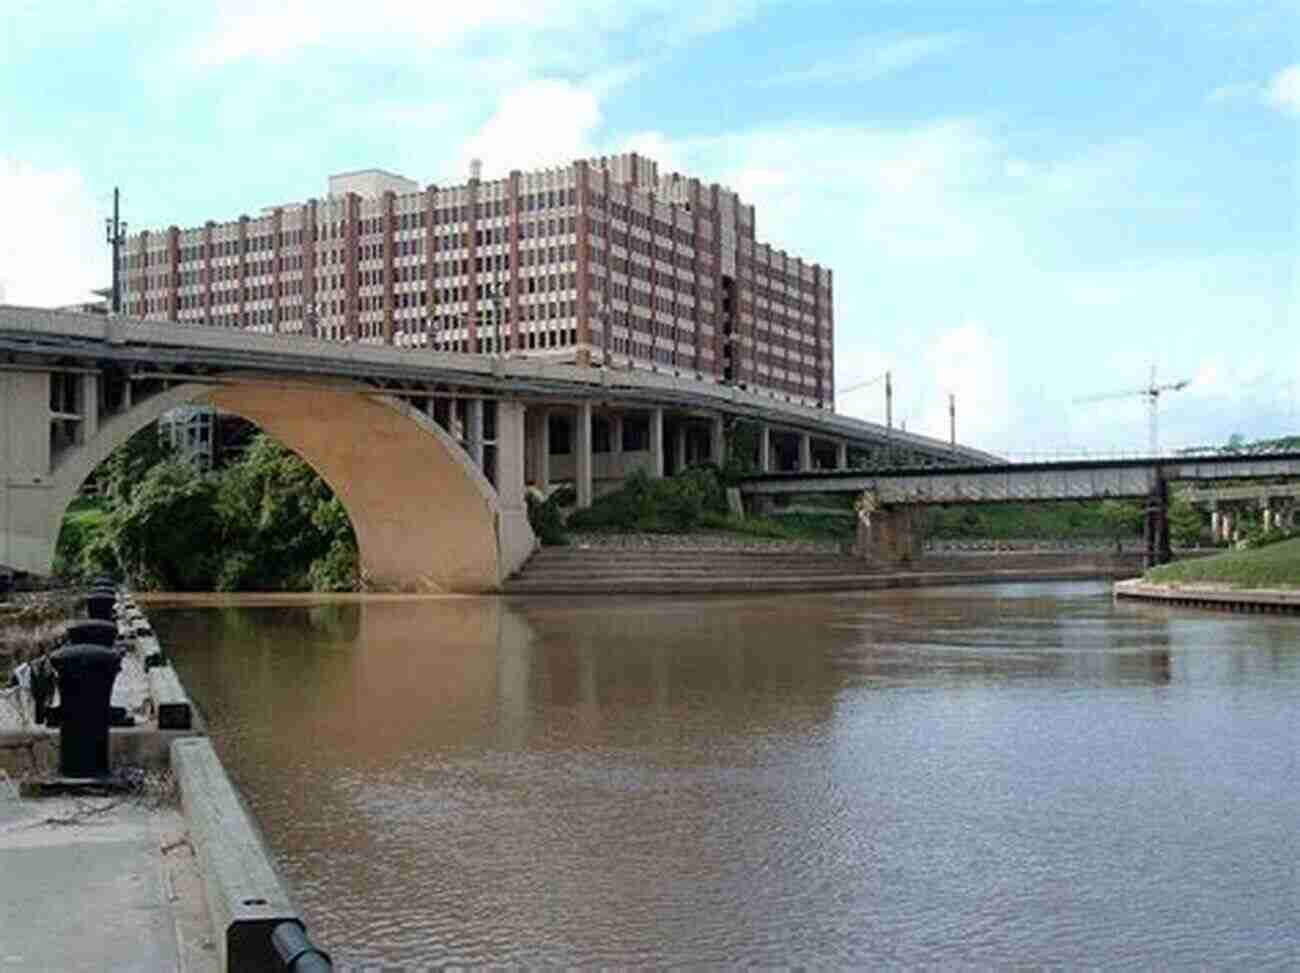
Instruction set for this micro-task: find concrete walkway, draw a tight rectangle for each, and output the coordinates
[0,788,217,973]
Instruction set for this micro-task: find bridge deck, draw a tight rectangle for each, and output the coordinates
[0,304,993,463]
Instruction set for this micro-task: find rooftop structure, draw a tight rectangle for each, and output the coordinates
[121,153,835,408]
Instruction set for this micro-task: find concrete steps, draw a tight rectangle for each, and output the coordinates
[503,546,1146,595]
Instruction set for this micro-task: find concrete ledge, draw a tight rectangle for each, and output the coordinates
[505,568,1140,595]
[1114,579,1300,614]
[148,665,194,730]
[172,736,306,972]
[0,726,200,776]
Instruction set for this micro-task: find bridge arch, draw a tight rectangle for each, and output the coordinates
[45,378,530,592]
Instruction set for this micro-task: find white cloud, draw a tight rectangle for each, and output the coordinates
[1265,64,1300,115]
[763,33,962,87]
[460,80,603,179]
[1207,63,1300,116]
[0,157,105,307]
[916,322,1010,448]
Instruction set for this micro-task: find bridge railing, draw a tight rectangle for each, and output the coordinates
[986,446,1300,464]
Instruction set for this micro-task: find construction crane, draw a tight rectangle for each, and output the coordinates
[838,370,893,434]
[1076,366,1191,455]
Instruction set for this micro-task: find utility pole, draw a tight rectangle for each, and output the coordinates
[949,393,956,451]
[885,371,893,438]
[104,187,127,314]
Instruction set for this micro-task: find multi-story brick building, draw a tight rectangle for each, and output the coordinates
[121,153,835,408]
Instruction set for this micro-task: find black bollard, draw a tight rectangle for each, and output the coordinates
[272,922,333,972]
[65,620,119,649]
[85,592,116,622]
[30,657,55,725]
[49,644,122,778]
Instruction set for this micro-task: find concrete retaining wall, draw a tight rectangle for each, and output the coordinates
[172,736,310,972]
[1114,579,1300,614]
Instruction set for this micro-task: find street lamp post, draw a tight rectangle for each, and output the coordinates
[488,268,505,357]
[104,187,127,314]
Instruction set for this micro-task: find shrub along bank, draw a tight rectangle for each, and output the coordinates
[54,429,359,592]
[528,467,1179,549]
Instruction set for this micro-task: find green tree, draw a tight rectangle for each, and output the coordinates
[1099,500,1143,542]
[108,458,222,590]
[721,421,758,484]
[99,423,174,508]
[213,436,357,590]
[79,431,360,592]
[1167,495,1204,547]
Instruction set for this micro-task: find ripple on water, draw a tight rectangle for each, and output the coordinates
[153,585,1300,967]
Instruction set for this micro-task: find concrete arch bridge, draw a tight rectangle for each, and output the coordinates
[0,306,988,591]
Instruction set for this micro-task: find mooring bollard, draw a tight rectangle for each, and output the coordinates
[272,922,333,971]
[64,620,120,649]
[85,591,116,622]
[49,644,121,778]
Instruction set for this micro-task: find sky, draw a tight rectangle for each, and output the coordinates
[2,0,1296,455]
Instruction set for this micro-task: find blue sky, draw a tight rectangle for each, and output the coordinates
[2,0,1296,453]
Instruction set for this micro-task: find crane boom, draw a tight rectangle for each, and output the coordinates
[837,370,893,436]
[1074,366,1191,454]
[839,371,889,395]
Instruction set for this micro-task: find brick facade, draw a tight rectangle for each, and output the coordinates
[124,154,835,408]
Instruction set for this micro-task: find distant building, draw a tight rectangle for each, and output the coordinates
[55,287,112,316]
[119,153,835,408]
[158,405,217,469]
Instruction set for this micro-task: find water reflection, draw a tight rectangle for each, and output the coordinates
[152,583,1300,967]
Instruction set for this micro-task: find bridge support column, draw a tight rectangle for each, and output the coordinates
[854,505,922,566]
[610,414,624,460]
[495,401,535,581]
[649,408,664,478]
[758,424,771,473]
[0,370,56,572]
[575,401,593,509]
[675,423,688,473]
[835,440,848,471]
[798,433,812,472]
[466,398,484,468]
[1210,507,1222,543]
[528,408,550,491]
[80,373,99,444]
[1144,476,1171,567]
[710,415,725,467]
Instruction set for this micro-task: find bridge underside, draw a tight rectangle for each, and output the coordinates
[206,384,514,592]
[1,371,533,592]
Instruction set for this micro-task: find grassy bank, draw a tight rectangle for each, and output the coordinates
[1146,537,1300,589]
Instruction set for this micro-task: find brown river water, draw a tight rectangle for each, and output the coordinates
[150,582,1300,967]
